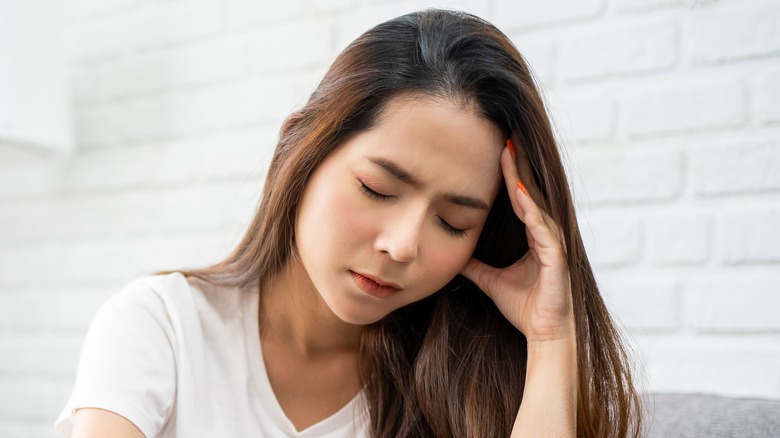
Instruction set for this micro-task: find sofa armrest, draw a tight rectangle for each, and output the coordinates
[646,392,780,438]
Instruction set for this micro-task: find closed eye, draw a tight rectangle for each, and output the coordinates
[359,180,469,239]
[359,181,394,201]
[437,217,467,238]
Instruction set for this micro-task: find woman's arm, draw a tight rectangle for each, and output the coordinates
[56,279,178,438]
[71,408,146,438]
[511,335,577,437]
[461,138,578,437]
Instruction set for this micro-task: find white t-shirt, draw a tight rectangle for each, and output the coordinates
[55,272,370,438]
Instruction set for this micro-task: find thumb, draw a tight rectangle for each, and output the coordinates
[460,257,498,299]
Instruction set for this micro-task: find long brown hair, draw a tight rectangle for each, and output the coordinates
[175,9,643,437]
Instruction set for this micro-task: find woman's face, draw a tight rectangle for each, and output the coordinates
[295,94,504,325]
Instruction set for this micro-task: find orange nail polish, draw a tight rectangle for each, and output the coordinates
[516,180,529,196]
[506,138,516,158]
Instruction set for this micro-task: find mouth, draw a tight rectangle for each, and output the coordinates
[349,270,402,299]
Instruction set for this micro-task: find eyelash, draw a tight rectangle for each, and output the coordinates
[359,182,468,238]
[359,182,393,201]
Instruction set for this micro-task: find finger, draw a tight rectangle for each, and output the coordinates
[509,136,544,206]
[506,138,566,256]
[513,186,565,264]
[459,257,500,299]
[500,143,527,222]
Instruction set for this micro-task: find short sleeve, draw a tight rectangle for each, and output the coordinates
[55,278,178,438]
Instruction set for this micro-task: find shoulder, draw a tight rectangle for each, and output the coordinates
[102,272,256,325]
[57,273,258,437]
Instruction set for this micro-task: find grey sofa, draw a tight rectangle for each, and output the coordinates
[646,393,780,437]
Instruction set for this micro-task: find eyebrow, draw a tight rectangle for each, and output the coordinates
[367,157,491,211]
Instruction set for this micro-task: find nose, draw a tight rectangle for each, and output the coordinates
[374,209,424,263]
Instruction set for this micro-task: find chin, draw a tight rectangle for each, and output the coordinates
[324,297,391,326]
[333,306,388,326]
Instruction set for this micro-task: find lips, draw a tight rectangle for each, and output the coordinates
[350,270,401,299]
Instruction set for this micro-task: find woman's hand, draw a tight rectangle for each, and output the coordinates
[460,138,575,344]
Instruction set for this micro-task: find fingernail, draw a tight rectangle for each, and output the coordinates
[506,138,515,158]
[516,180,529,196]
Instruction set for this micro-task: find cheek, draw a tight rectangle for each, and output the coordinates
[300,180,371,259]
[417,239,476,292]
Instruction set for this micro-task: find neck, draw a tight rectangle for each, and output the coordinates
[259,255,364,359]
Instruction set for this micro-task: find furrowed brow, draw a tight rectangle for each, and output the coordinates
[444,194,489,211]
[368,157,421,188]
[367,157,490,211]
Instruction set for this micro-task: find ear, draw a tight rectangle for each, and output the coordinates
[280,111,305,136]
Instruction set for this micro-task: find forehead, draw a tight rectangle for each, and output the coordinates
[338,94,505,199]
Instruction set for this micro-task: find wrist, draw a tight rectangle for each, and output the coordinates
[525,322,577,375]
[526,333,576,359]
[517,322,578,437]
[525,318,576,352]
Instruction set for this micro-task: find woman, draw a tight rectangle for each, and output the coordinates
[57,9,643,438]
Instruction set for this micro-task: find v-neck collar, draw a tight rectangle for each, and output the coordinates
[243,289,366,437]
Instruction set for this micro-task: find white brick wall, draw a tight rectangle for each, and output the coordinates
[559,22,678,80]
[494,0,604,29]
[686,4,780,63]
[621,77,748,136]
[688,272,780,332]
[646,213,710,264]
[2,0,780,435]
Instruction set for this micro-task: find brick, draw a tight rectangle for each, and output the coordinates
[0,181,259,243]
[89,38,247,98]
[720,209,780,264]
[597,273,680,331]
[0,233,236,287]
[688,6,780,64]
[0,421,55,438]
[647,213,710,264]
[139,0,223,47]
[578,212,641,266]
[571,146,682,203]
[687,274,780,332]
[0,335,82,378]
[547,91,614,142]
[689,142,780,196]
[0,379,73,421]
[66,9,141,60]
[336,1,491,51]
[164,37,247,86]
[68,1,224,60]
[0,163,59,200]
[247,19,334,74]
[614,0,714,11]
[68,0,143,20]
[560,23,677,80]
[110,78,297,141]
[294,67,332,101]
[73,105,121,148]
[0,128,276,199]
[493,0,604,30]
[70,66,102,105]
[143,129,276,183]
[614,0,686,11]
[98,97,172,141]
[506,35,556,85]
[645,337,780,398]
[194,77,299,128]
[622,78,747,136]
[227,0,303,29]
[310,0,357,13]
[98,52,169,99]
[754,69,780,124]
[0,146,44,167]
[0,291,105,330]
